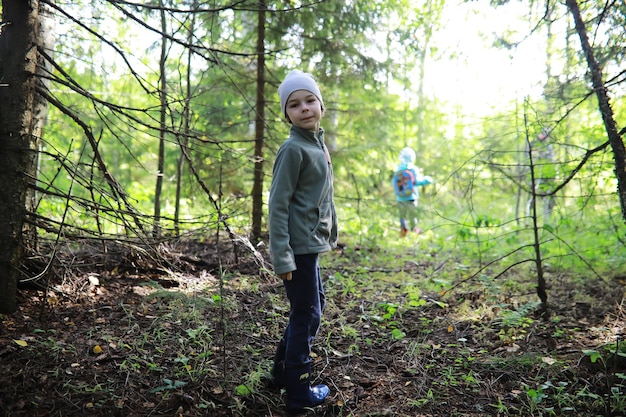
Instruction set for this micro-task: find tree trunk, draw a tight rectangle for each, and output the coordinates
[250,0,266,244]
[566,0,626,222]
[0,0,41,313]
[153,1,168,238]
[175,6,196,236]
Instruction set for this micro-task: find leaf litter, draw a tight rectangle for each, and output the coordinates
[0,238,624,416]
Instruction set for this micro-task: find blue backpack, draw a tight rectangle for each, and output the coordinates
[394,169,415,198]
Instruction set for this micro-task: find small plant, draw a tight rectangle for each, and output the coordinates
[390,327,406,340]
[522,382,547,414]
[582,342,626,415]
[377,301,398,320]
[150,378,187,393]
[407,388,436,407]
[489,397,510,415]
[340,274,359,297]
[495,302,539,342]
[609,380,626,414]
[340,323,359,339]
[583,349,605,366]
[235,384,253,396]
[348,343,360,355]
[405,285,427,308]
[235,363,266,397]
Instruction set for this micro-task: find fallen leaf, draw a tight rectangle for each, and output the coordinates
[13,339,28,347]
[93,345,103,354]
[506,344,520,353]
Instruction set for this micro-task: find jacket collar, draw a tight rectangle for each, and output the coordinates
[291,125,325,144]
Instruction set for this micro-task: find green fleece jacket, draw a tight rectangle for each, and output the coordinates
[268,125,338,275]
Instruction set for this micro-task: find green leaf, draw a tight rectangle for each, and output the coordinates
[236,384,252,396]
[582,350,603,363]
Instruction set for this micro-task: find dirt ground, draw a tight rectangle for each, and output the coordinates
[0,239,624,417]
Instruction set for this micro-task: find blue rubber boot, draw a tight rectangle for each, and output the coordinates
[285,365,330,414]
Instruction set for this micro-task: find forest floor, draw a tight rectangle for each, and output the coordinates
[0,237,625,417]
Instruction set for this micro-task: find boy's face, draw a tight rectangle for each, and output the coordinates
[285,89,323,131]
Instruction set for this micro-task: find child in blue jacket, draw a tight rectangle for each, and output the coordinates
[392,147,432,236]
[268,70,338,413]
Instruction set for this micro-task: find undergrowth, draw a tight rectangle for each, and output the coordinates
[1,238,624,416]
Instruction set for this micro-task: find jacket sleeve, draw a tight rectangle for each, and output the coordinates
[415,175,433,187]
[268,144,300,275]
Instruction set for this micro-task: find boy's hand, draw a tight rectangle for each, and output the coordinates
[278,272,293,281]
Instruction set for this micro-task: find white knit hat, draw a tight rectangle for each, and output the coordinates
[278,70,324,118]
[399,147,416,163]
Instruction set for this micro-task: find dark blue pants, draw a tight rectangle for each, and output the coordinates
[282,253,325,368]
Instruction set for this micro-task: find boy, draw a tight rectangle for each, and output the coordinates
[392,147,433,236]
[268,70,338,413]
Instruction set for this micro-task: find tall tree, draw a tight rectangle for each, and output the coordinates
[153,0,168,238]
[250,0,266,244]
[0,0,50,313]
[174,3,196,236]
[397,0,445,151]
[566,0,626,223]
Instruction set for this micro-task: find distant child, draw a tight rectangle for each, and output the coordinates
[392,147,433,236]
[268,70,338,413]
